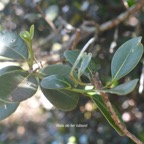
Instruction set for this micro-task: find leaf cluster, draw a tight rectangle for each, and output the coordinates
[0,26,143,136]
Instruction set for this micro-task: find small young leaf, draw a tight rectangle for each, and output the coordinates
[92,94,124,136]
[41,75,71,89]
[111,37,143,81]
[0,102,19,120]
[102,79,139,95]
[30,25,34,39]
[41,87,79,111]
[0,31,28,60]
[78,53,92,77]
[0,70,38,102]
[64,50,96,80]
[20,31,31,42]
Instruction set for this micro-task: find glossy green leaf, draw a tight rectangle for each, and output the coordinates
[41,87,79,111]
[0,70,38,102]
[102,79,139,95]
[39,64,77,86]
[41,75,71,89]
[0,31,28,60]
[0,102,19,120]
[64,50,96,80]
[111,37,143,81]
[78,53,92,77]
[92,94,124,136]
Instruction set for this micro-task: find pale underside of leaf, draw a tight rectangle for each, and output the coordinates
[102,79,139,95]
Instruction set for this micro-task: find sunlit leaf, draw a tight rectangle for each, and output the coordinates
[102,79,139,95]
[0,69,38,102]
[111,37,143,81]
[0,102,19,120]
[0,31,28,60]
[92,94,124,136]
[41,75,71,89]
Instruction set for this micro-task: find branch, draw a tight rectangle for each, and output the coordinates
[92,73,144,144]
[99,0,144,32]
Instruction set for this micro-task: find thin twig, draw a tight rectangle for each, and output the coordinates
[99,0,144,32]
[92,72,144,144]
[71,29,80,50]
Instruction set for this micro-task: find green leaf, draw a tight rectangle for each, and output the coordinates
[0,31,28,60]
[41,87,79,111]
[39,64,77,86]
[102,79,139,95]
[41,75,71,89]
[0,102,19,120]
[30,25,34,39]
[111,37,143,81]
[0,66,22,76]
[78,53,92,77]
[0,69,38,103]
[92,94,124,136]
[64,50,96,80]
[20,31,31,42]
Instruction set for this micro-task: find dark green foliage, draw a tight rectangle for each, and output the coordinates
[0,27,143,142]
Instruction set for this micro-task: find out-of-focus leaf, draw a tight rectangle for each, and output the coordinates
[102,79,139,95]
[0,31,28,60]
[30,25,34,39]
[0,102,19,120]
[111,37,143,81]
[45,5,59,21]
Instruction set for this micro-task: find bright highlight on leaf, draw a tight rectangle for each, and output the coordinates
[102,79,139,95]
[111,37,143,81]
[0,31,28,60]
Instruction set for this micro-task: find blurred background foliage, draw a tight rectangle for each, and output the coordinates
[0,0,144,144]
